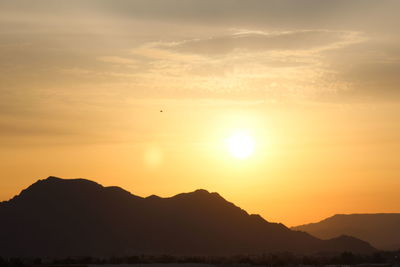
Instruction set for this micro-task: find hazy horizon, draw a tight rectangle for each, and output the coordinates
[1,0,400,227]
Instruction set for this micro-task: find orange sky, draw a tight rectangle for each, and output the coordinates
[1,0,400,226]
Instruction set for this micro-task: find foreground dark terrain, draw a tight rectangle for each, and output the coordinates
[1,251,400,267]
[0,177,375,257]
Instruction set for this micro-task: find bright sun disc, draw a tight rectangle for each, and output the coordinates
[227,132,255,159]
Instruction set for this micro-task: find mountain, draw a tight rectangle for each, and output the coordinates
[292,214,400,250]
[0,177,375,257]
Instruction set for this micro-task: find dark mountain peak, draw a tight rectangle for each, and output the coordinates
[194,188,210,194]
[46,176,63,181]
[35,176,102,188]
[6,177,142,206]
[171,189,233,209]
[27,176,102,192]
[173,188,223,200]
[193,189,225,199]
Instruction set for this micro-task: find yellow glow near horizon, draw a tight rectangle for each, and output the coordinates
[227,131,255,159]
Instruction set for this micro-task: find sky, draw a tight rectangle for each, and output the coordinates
[1,0,400,226]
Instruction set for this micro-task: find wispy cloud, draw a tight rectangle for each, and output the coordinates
[157,29,365,55]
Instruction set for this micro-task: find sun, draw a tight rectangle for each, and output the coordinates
[227,131,255,159]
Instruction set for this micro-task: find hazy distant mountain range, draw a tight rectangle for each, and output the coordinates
[0,177,375,257]
[292,214,400,251]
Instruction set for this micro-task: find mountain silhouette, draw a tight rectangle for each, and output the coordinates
[0,177,375,257]
[292,213,400,251]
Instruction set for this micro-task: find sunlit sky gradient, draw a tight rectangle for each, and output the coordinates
[1,0,400,226]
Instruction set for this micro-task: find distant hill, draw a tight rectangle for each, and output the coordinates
[0,177,375,257]
[292,214,400,250]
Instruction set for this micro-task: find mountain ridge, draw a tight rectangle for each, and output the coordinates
[4,176,228,203]
[0,177,376,257]
[292,213,400,250]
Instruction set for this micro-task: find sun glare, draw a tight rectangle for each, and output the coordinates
[227,131,255,159]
